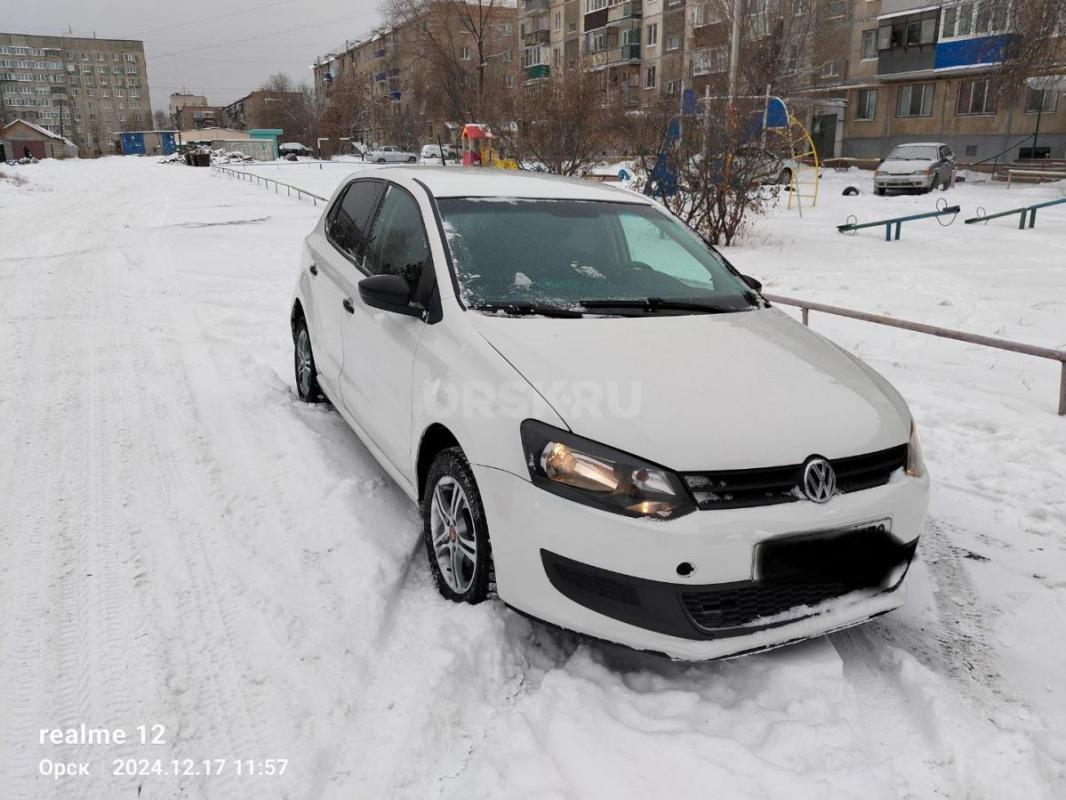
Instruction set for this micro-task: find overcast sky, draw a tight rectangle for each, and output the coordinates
[7,0,382,112]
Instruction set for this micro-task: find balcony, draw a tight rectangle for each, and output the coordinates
[607,0,642,25]
[522,45,549,68]
[525,64,550,80]
[876,45,935,77]
[523,0,550,12]
[613,43,641,63]
[524,29,551,47]
[691,2,724,28]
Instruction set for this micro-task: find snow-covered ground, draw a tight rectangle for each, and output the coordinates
[1,157,1064,799]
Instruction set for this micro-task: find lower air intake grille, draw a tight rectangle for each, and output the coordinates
[681,576,874,631]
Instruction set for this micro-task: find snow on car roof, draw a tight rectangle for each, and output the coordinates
[893,142,947,147]
[373,166,651,203]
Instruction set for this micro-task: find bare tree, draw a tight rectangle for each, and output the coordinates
[511,70,621,175]
[992,0,1066,106]
[384,0,516,124]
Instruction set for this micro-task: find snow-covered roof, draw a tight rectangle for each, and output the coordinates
[2,118,77,149]
[370,166,650,203]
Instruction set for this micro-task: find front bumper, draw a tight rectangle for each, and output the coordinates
[875,174,932,190]
[474,465,928,660]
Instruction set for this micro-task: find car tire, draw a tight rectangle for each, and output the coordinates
[422,447,492,604]
[778,167,793,185]
[407,156,416,163]
[875,187,886,196]
[928,174,940,193]
[293,317,324,403]
[376,158,386,163]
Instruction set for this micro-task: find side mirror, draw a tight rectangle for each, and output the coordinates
[358,274,421,317]
[742,275,763,292]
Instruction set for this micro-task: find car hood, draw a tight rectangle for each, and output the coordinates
[878,158,932,175]
[469,308,910,472]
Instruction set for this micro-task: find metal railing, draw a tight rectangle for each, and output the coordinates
[1007,168,1066,188]
[964,195,1066,229]
[765,293,1066,416]
[212,164,327,205]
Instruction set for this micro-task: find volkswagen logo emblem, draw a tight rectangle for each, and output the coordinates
[802,457,837,503]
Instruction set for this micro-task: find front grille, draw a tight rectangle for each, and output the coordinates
[681,444,907,510]
[681,575,875,632]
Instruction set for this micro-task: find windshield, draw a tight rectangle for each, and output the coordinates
[886,145,938,161]
[436,199,755,313]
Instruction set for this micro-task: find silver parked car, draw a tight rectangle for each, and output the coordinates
[368,145,417,164]
[874,143,956,195]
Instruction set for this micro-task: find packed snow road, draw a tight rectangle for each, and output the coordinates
[1,158,1063,799]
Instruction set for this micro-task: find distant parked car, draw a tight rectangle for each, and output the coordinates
[368,145,417,164]
[875,143,956,195]
[420,144,456,165]
[279,142,313,159]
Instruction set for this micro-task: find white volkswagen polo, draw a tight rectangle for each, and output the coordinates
[290,167,929,660]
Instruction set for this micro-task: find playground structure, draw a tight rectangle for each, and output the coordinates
[460,124,517,170]
[838,198,960,240]
[964,196,1066,229]
[645,92,820,215]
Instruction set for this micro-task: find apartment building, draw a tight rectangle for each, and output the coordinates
[314,3,520,146]
[840,0,1066,160]
[0,32,152,154]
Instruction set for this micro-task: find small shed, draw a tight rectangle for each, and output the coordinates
[250,128,284,159]
[0,119,78,160]
[118,131,177,156]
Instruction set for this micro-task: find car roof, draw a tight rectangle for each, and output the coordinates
[367,166,652,203]
[892,142,947,147]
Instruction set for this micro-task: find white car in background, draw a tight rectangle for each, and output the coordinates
[368,145,418,163]
[289,168,930,660]
[875,143,956,194]
[419,144,456,165]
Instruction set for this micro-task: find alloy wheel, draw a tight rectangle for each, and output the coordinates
[296,328,313,398]
[429,476,477,594]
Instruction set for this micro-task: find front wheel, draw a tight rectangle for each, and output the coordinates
[407,156,417,163]
[422,447,492,603]
[293,317,324,403]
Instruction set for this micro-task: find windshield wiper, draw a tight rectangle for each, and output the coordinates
[472,302,584,318]
[579,297,738,314]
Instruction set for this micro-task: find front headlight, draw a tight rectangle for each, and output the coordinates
[906,421,926,478]
[520,420,695,519]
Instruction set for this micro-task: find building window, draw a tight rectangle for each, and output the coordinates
[877,11,937,50]
[957,78,997,114]
[861,29,877,59]
[645,65,656,88]
[896,83,934,116]
[501,22,513,34]
[827,0,845,18]
[666,80,677,95]
[646,23,658,46]
[792,0,808,15]
[821,59,842,79]
[965,144,978,157]
[504,74,513,88]
[1026,87,1058,114]
[855,88,877,119]
[503,49,513,62]
[460,46,470,60]
[666,35,680,51]
[554,13,561,32]
[568,22,578,34]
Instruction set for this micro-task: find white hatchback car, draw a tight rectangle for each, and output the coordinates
[290,168,929,660]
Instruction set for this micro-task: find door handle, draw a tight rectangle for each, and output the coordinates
[342,297,355,315]
[309,263,318,276]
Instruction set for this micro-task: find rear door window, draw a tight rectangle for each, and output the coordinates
[327,180,386,265]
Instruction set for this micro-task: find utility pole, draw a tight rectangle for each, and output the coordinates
[727,0,741,106]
